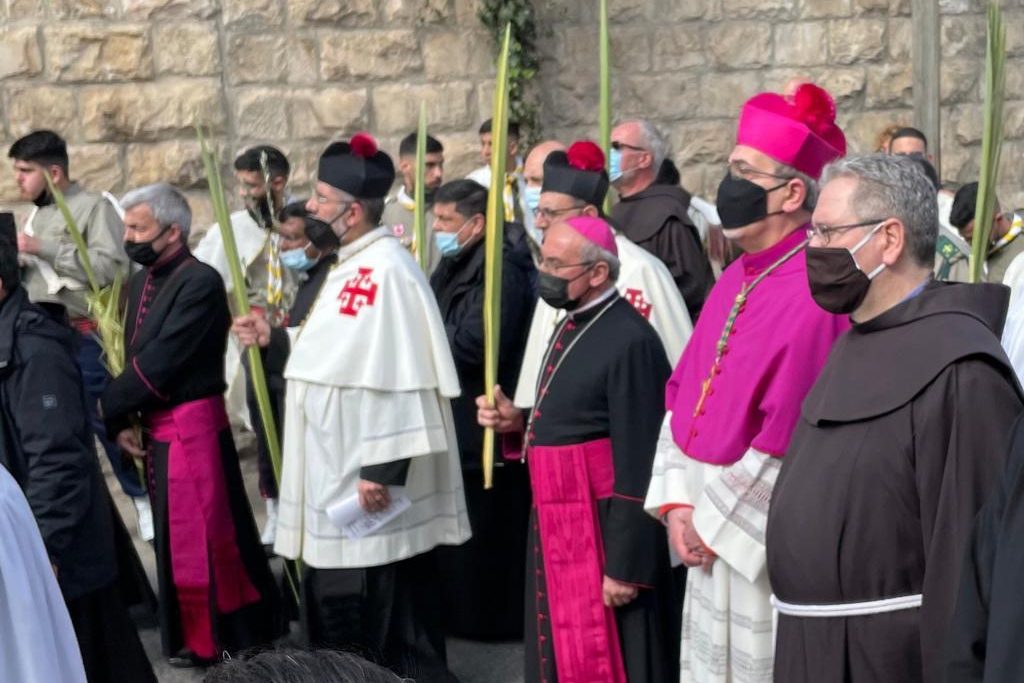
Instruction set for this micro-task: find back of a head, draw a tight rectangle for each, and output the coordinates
[8,130,69,172]
[399,132,443,158]
[203,649,407,683]
[887,127,928,154]
[235,145,290,179]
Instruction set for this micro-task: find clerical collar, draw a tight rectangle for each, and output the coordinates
[568,286,617,320]
[151,244,190,276]
[740,228,807,275]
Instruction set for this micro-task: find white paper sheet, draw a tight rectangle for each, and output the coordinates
[326,487,412,539]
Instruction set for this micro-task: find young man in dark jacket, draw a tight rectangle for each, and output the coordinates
[428,179,537,639]
[0,214,155,683]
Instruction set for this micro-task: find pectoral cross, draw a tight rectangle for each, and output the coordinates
[692,287,747,418]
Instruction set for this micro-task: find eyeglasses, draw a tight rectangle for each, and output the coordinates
[806,218,887,245]
[539,259,594,272]
[610,141,646,152]
[534,205,584,220]
[727,161,792,182]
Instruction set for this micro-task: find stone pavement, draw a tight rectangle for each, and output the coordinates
[104,433,524,682]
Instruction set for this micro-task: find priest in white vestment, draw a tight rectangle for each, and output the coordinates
[233,134,470,683]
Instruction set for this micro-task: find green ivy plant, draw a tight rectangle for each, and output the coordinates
[478,0,541,145]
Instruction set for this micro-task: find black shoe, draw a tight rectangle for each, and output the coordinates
[167,649,219,668]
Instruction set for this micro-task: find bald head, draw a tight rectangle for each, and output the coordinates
[524,140,566,188]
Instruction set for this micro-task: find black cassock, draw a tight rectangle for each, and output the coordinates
[430,225,536,641]
[102,246,282,660]
[767,281,1023,683]
[525,294,674,683]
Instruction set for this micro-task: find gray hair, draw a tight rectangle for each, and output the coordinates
[774,161,819,212]
[820,153,937,267]
[580,240,621,282]
[621,118,668,169]
[120,183,192,239]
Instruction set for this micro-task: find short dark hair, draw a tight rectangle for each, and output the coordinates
[479,118,520,141]
[277,200,309,224]
[399,132,444,158]
[361,197,385,226]
[203,648,406,683]
[8,130,69,172]
[434,179,488,219]
[234,145,290,179]
[889,127,928,151]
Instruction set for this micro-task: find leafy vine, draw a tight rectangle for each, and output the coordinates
[478,0,542,144]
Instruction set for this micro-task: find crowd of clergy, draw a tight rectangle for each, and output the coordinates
[4,76,1024,683]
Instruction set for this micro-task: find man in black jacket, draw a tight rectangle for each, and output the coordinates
[0,214,155,683]
[429,179,536,639]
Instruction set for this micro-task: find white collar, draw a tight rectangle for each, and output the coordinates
[569,286,617,317]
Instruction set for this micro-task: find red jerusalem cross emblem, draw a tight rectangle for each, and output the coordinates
[624,288,653,319]
[338,267,378,317]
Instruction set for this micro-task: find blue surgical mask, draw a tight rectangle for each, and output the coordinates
[281,247,316,271]
[609,148,624,182]
[434,218,473,258]
[523,185,542,215]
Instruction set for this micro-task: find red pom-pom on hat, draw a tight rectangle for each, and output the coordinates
[349,132,378,158]
[566,140,605,172]
[790,83,836,137]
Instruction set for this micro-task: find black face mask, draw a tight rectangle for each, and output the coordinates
[805,224,886,314]
[716,173,788,229]
[304,216,342,251]
[423,188,437,205]
[125,226,171,267]
[33,187,53,208]
[537,266,593,310]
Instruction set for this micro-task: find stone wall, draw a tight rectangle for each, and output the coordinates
[0,0,1021,232]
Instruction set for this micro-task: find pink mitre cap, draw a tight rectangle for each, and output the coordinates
[736,82,847,179]
[565,215,617,256]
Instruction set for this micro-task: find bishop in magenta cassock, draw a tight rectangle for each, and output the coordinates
[480,215,675,683]
[643,83,850,682]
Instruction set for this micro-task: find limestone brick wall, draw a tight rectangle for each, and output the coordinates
[0,0,1021,231]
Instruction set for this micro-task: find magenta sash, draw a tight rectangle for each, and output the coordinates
[529,438,627,683]
[147,396,260,658]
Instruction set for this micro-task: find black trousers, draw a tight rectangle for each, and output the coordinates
[302,550,458,683]
[66,580,157,683]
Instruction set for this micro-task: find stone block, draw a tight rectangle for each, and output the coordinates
[611,27,653,73]
[184,191,215,244]
[46,24,153,82]
[235,88,290,140]
[708,22,774,69]
[6,0,45,18]
[698,71,763,117]
[153,23,220,77]
[607,0,647,22]
[320,30,422,80]
[222,0,282,25]
[837,108,910,153]
[1007,11,1024,57]
[852,0,890,11]
[652,0,708,21]
[617,73,702,121]
[0,159,24,202]
[818,66,867,105]
[423,30,494,80]
[674,120,735,164]
[800,0,852,18]
[1007,101,1024,140]
[439,130,481,180]
[371,81,476,135]
[4,84,79,138]
[289,88,369,140]
[379,0,452,24]
[291,0,376,25]
[0,26,42,80]
[81,80,225,142]
[652,26,706,72]
[286,35,320,86]
[278,144,322,191]
[828,18,886,64]
[226,34,288,85]
[125,140,209,188]
[940,59,981,104]
[48,0,115,18]
[865,62,912,107]
[70,143,123,193]
[675,159,709,200]
[723,0,796,19]
[940,15,986,59]
[774,22,829,66]
[887,17,911,60]
[122,0,217,19]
